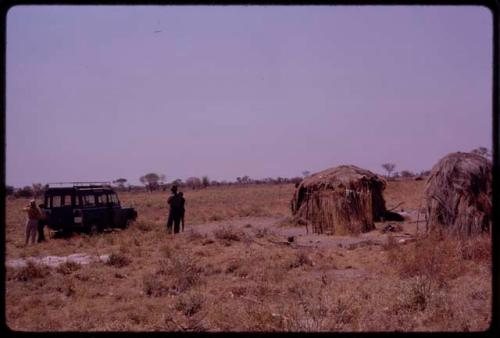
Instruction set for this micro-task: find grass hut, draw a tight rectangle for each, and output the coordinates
[425,152,492,236]
[291,165,386,235]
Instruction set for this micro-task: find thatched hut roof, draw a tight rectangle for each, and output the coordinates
[291,165,387,235]
[425,152,492,236]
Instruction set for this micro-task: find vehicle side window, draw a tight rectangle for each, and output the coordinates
[97,194,108,205]
[52,196,62,208]
[74,195,81,207]
[82,195,96,206]
[61,195,70,206]
[109,194,119,204]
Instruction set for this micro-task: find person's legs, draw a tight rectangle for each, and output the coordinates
[173,215,181,234]
[25,220,31,245]
[166,213,174,233]
[28,220,37,244]
[30,226,37,244]
[37,221,46,242]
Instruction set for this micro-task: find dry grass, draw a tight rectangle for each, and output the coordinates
[5,182,491,331]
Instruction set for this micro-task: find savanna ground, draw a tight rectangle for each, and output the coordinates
[5,180,491,331]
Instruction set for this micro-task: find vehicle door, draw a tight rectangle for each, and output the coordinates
[48,194,73,231]
[110,193,127,227]
[96,193,114,228]
[80,193,104,229]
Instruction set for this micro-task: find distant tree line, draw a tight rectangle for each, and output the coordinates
[13,147,490,198]
[127,172,305,193]
[5,183,48,198]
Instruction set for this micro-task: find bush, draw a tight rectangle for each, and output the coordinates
[288,250,313,269]
[225,260,240,273]
[383,235,398,251]
[406,277,431,311]
[175,292,205,317]
[5,185,14,196]
[213,226,241,243]
[106,253,131,268]
[388,235,468,292]
[136,221,153,232]
[187,230,204,242]
[143,273,169,297]
[14,262,49,282]
[157,254,203,293]
[400,170,415,178]
[56,261,81,275]
[14,186,34,198]
[459,236,491,262]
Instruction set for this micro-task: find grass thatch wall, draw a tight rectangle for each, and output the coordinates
[291,165,386,235]
[425,152,492,236]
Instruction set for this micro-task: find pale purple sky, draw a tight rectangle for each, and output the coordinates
[6,5,492,187]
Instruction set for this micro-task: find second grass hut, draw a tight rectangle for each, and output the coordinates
[425,152,492,236]
[291,165,387,235]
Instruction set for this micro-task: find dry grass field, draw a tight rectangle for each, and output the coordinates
[5,180,491,332]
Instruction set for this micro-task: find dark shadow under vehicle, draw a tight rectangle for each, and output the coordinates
[40,183,137,236]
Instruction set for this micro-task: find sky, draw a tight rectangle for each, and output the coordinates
[6,5,493,187]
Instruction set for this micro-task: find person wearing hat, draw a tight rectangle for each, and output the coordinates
[22,200,42,245]
[166,185,183,234]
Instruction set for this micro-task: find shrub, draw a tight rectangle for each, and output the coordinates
[214,226,241,242]
[157,254,203,293]
[388,235,467,294]
[400,170,415,178]
[406,277,431,311]
[175,292,205,317]
[187,230,204,242]
[143,273,169,297]
[136,221,153,232]
[288,250,313,269]
[383,235,398,251]
[459,236,491,262]
[60,279,76,297]
[14,186,34,198]
[225,260,240,273]
[106,253,131,268]
[14,262,49,282]
[56,261,81,275]
[254,228,269,238]
[5,185,14,196]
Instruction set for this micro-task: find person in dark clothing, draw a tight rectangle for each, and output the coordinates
[166,185,183,234]
[178,192,185,232]
[37,220,46,242]
[37,204,46,242]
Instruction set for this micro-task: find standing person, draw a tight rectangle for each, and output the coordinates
[178,192,186,232]
[166,185,183,234]
[23,200,42,246]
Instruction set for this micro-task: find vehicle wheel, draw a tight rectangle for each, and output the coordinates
[122,219,133,229]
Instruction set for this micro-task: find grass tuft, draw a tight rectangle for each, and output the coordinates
[106,252,131,268]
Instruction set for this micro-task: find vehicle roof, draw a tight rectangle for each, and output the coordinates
[44,185,117,195]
